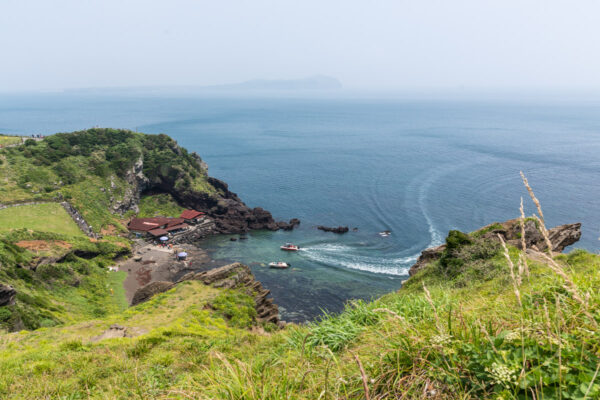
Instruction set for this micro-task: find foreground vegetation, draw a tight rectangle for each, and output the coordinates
[0,228,598,399]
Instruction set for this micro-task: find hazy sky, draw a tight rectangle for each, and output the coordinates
[1,0,600,92]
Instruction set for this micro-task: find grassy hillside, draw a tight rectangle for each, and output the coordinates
[0,229,598,399]
[0,128,215,233]
[137,193,185,218]
[0,230,130,332]
[0,203,85,237]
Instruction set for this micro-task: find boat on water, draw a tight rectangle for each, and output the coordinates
[269,262,290,269]
[280,243,299,251]
[379,230,391,237]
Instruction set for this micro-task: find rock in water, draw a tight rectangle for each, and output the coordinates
[317,225,349,234]
[0,284,16,307]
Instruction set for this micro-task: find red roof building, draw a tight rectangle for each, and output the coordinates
[180,210,205,220]
[148,228,168,237]
[128,217,186,233]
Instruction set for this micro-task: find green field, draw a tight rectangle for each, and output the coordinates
[0,135,22,147]
[0,203,84,236]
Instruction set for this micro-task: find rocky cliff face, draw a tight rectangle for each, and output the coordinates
[408,219,582,276]
[113,153,298,234]
[131,263,280,326]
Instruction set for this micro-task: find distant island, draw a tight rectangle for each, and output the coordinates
[65,75,343,95]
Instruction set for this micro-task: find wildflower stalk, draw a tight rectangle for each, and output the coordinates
[519,197,530,277]
[520,171,554,256]
[422,283,442,332]
[352,353,371,400]
[498,234,522,307]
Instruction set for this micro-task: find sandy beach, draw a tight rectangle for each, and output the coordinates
[120,240,216,304]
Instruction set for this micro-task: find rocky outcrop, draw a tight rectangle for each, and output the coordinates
[185,177,299,234]
[408,219,582,276]
[112,157,150,215]
[132,263,280,325]
[0,284,16,307]
[131,281,174,306]
[116,151,298,234]
[318,225,349,234]
[408,244,447,276]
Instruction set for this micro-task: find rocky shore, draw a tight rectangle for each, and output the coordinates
[131,262,281,326]
[115,155,299,235]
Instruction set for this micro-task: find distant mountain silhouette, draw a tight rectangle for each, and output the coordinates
[66,76,342,94]
[205,75,342,91]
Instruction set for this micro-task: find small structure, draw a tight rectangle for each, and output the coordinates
[177,252,188,261]
[128,217,189,238]
[180,209,205,224]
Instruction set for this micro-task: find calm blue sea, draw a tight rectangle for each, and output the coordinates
[1,93,599,321]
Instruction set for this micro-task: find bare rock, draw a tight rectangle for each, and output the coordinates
[0,284,16,307]
[131,281,174,306]
[318,225,349,234]
[408,244,446,276]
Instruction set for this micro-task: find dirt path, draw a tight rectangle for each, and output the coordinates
[119,240,215,304]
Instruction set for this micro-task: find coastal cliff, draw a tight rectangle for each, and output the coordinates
[0,128,298,235]
[409,218,582,276]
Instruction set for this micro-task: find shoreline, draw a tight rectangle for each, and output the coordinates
[119,239,221,304]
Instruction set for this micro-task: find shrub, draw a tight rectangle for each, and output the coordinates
[210,290,257,328]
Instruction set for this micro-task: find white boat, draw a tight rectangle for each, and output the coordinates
[280,243,299,251]
[269,262,290,269]
[379,230,391,237]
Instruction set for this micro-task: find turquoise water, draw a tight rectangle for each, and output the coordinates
[2,94,600,321]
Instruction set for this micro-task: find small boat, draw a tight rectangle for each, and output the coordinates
[280,243,299,251]
[379,230,391,237]
[269,262,290,269]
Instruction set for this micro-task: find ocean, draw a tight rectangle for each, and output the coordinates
[1,93,599,321]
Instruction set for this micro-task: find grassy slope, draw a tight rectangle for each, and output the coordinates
[137,193,185,218]
[0,230,130,331]
[0,237,598,399]
[0,129,215,233]
[0,203,85,237]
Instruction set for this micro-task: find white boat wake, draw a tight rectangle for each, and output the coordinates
[299,243,418,276]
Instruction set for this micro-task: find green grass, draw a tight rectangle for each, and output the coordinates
[0,235,598,398]
[137,193,185,218]
[0,135,22,147]
[107,270,129,311]
[0,203,85,237]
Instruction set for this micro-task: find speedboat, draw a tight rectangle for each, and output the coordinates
[280,243,299,251]
[379,230,391,237]
[269,262,290,269]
